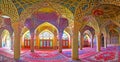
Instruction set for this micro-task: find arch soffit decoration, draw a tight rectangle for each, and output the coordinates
[104,21,120,33]
[83,30,92,39]
[21,26,30,37]
[39,29,54,36]
[80,25,95,36]
[64,28,72,37]
[74,1,100,34]
[94,1,120,29]
[22,30,30,39]
[86,15,100,34]
[19,1,74,25]
[0,0,19,23]
[109,29,119,36]
[35,22,58,35]
[37,27,57,36]
[74,0,120,34]
[1,29,10,38]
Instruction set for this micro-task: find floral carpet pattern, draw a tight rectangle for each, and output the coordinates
[20,50,72,62]
[0,46,119,62]
[94,51,116,61]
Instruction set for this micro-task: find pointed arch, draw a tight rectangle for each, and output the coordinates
[1,29,11,49]
[39,30,54,48]
[62,31,70,48]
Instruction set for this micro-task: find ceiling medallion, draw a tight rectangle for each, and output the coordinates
[93,9,104,16]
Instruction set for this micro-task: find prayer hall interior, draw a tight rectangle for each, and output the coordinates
[0,0,120,62]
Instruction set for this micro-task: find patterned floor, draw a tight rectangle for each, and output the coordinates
[0,46,119,62]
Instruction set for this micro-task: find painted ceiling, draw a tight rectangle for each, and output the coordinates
[93,4,120,19]
[0,0,120,35]
[11,0,81,15]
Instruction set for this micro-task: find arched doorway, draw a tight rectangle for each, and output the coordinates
[62,31,70,48]
[39,30,54,49]
[101,34,104,47]
[23,30,31,48]
[83,33,91,47]
[83,30,92,47]
[1,29,11,49]
[109,30,119,45]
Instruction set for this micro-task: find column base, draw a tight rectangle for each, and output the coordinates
[31,50,34,52]
[91,45,94,48]
[72,58,80,60]
[14,56,20,60]
[80,48,82,50]
[104,46,107,48]
[97,49,100,52]
[14,58,21,62]
[59,50,62,53]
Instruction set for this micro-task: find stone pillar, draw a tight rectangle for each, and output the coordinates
[30,32,34,52]
[53,32,57,49]
[72,21,79,60]
[0,34,2,47]
[69,35,72,48]
[36,34,39,49]
[106,33,110,45]
[0,32,2,48]
[97,33,101,52]
[58,32,63,53]
[91,35,94,48]
[12,22,21,60]
[80,34,83,50]
[11,35,14,50]
[104,34,107,48]
[119,33,120,45]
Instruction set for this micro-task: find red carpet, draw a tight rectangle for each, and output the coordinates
[0,46,119,62]
[21,50,71,62]
[95,51,116,61]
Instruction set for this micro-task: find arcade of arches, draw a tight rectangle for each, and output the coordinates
[0,0,120,62]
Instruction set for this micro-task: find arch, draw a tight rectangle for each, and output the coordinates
[0,17,13,36]
[86,15,100,34]
[109,29,119,45]
[100,33,104,47]
[80,25,95,36]
[39,30,54,37]
[74,0,120,35]
[22,30,31,48]
[63,31,70,40]
[39,30,54,49]
[62,31,70,48]
[103,21,120,30]
[35,22,58,35]
[1,29,11,49]
[83,30,92,47]
[105,21,119,34]
[20,1,74,25]
[84,30,92,39]
[21,26,30,36]
[0,0,19,23]
[101,0,120,6]
[64,27,72,37]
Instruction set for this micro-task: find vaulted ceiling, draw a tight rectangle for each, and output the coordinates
[0,0,120,35]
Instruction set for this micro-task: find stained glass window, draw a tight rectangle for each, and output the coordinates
[1,30,11,49]
[62,31,69,48]
[39,30,53,48]
[24,31,31,48]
